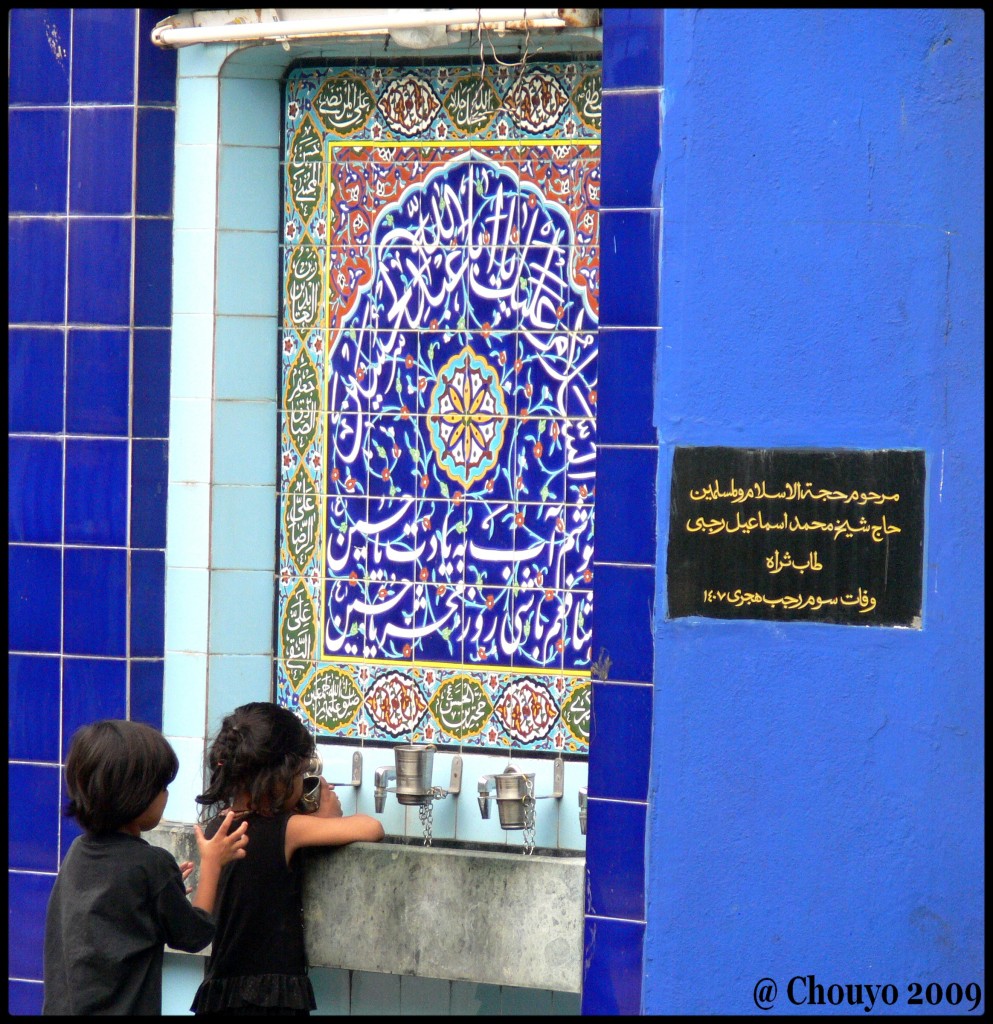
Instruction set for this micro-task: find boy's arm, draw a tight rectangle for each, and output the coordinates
[154,862,215,953]
[191,856,223,915]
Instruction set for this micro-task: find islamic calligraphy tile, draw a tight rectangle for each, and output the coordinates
[443,75,500,135]
[284,347,321,454]
[283,465,321,573]
[298,662,364,732]
[504,69,570,134]
[279,61,599,751]
[429,673,493,741]
[312,72,375,136]
[364,669,428,736]
[283,239,324,338]
[560,682,591,746]
[493,676,559,744]
[571,73,603,133]
[287,116,325,224]
[379,73,442,137]
[280,580,319,687]
[326,495,369,582]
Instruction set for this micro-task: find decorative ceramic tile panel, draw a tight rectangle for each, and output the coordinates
[277,61,600,753]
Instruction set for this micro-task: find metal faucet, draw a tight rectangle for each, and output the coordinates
[579,787,588,835]
[373,755,463,812]
[374,766,396,813]
[477,758,566,826]
[477,774,497,818]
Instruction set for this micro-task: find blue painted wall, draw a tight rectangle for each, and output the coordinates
[8,7,982,1016]
[582,8,665,1015]
[645,9,984,1014]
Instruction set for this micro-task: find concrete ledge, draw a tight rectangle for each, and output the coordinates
[149,824,585,993]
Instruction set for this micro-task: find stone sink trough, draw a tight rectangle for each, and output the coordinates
[149,824,585,993]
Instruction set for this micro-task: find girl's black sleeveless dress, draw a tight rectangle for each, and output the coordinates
[190,811,315,1016]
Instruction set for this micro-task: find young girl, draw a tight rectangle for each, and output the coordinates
[43,720,249,1015]
[190,702,384,1016]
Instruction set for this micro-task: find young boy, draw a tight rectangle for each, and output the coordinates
[43,720,248,1015]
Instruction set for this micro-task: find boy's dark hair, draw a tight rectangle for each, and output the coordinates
[65,720,179,835]
[197,702,315,820]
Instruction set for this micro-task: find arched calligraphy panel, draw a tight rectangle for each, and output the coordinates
[278,61,600,753]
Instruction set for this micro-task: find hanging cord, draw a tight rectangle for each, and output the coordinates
[477,9,543,84]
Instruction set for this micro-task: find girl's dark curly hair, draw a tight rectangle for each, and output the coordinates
[65,720,179,835]
[197,702,315,819]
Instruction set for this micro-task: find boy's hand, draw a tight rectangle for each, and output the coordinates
[179,860,195,894]
[194,809,249,867]
[315,779,343,819]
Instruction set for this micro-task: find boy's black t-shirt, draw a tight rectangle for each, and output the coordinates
[43,831,215,1015]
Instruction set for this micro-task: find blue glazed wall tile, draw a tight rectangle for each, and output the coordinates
[212,402,277,486]
[600,209,662,328]
[9,218,67,325]
[399,975,454,1014]
[9,656,61,762]
[450,982,502,1014]
[594,447,658,564]
[597,328,657,445]
[9,8,179,996]
[502,986,553,1014]
[8,763,61,872]
[60,806,85,863]
[8,329,65,434]
[132,329,172,437]
[589,682,653,802]
[67,219,132,326]
[71,8,135,104]
[8,8,71,105]
[8,438,63,544]
[581,917,645,1015]
[8,980,44,1015]
[350,971,401,1015]
[7,871,55,982]
[62,658,128,759]
[603,8,664,89]
[601,91,661,209]
[219,147,280,231]
[9,109,69,215]
[551,990,582,1014]
[66,329,130,435]
[70,107,135,215]
[63,547,127,656]
[134,218,174,327]
[8,545,62,654]
[136,108,176,215]
[131,659,165,730]
[138,9,178,104]
[131,550,165,656]
[64,439,128,546]
[130,439,169,548]
[590,564,655,683]
[585,798,647,920]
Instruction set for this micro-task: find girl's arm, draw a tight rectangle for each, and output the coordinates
[285,780,384,862]
[192,809,249,914]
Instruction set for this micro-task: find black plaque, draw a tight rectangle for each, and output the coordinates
[666,447,925,626]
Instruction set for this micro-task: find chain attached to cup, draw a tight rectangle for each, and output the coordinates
[418,787,448,846]
[522,774,536,855]
[418,797,433,846]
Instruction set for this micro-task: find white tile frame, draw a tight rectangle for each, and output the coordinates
[163,40,587,847]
